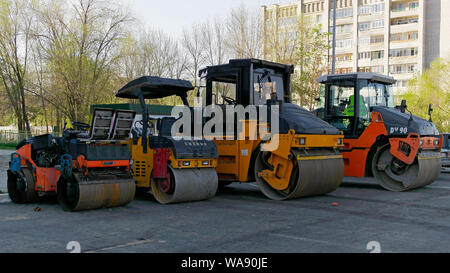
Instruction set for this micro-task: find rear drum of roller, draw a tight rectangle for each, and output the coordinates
[255,149,344,200]
[57,173,136,211]
[372,144,442,191]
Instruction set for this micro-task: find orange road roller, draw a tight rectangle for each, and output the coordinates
[7,109,136,211]
[315,72,443,191]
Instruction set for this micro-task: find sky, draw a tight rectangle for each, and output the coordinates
[121,0,294,39]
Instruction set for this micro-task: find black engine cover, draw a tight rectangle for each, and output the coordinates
[148,136,218,160]
[279,103,340,135]
[372,106,439,136]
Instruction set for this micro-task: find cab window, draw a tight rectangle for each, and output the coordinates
[211,81,236,105]
[327,84,355,117]
[325,81,355,135]
[253,69,284,105]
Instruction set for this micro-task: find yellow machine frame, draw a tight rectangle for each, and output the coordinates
[212,120,343,191]
[126,138,218,188]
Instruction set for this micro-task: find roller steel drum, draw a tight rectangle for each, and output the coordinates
[151,166,218,204]
[372,144,442,191]
[57,172,136,211]
[255,149,344,200]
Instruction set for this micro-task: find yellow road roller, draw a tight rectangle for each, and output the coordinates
[115,76,219,204]
[197,59,345,200]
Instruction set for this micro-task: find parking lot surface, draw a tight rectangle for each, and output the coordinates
[0,149,449,253]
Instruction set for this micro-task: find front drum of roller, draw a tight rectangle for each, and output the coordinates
[151,166,218,204]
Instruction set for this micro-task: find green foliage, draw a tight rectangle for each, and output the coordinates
[291,18,330,110]
[402,58,450,132]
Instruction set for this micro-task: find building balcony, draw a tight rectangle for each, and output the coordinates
[388,56,418,65]
[390,9,419,19]
[389,40,419,49]
[390,23,418,33]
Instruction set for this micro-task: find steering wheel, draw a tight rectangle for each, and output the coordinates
[71,121,90,130]
[222,95,236,105]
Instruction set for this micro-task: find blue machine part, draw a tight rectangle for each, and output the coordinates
[60,154,73,177]
[10,153,21,173]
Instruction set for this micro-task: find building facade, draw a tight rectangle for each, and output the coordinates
[261,0,450,93]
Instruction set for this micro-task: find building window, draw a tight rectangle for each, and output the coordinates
[359,3,384,15]
[335,39,353,48]
[389,64,417,74]
[390,31,418,42]
[359,22,371,31]
[358,36,371,46]
[409,2,419,9]
[408,31,418,40]
[370,35,384,44]
[372,20,384,29]
[392,2,419,12]
[335,67,353,74]
[371,66,384,73]
[331,8,353,19]
[394,80,410,88]
[358,66,371,72]
[371,50,384,60]
[389,48,418,58]
[330,23,352,34]
[358,52,371,60]
[391,17,419,26]
[333,54,353,62]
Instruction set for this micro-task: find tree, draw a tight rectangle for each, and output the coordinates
[264,14,329,110]
[0,0,34,132]
[34,0,132,123]
[181,24,204,86]
[201,18,227,66]
[292,17,329,110]
[402,58,450,132]
[225,3,262,59]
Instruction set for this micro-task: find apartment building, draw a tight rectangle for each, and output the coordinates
[261,0,450,93]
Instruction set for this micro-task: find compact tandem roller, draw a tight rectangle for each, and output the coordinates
[197,59,345,200]
[115,76,219,204]
[315,72,443,191]
[7,109,136,211]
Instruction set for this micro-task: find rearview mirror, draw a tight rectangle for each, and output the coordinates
[428,104,433,122]
[400,100,407,113]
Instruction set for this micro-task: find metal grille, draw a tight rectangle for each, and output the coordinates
[133,161,147,177]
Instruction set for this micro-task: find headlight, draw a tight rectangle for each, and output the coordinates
[129,159,134,166]
[419,140,424,146]
[299,138,306,145]
[338,138,343,145]
[434,140,440,146]
[182,161,190,166]
[202,161,209,166]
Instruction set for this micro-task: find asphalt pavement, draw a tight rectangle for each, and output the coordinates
[0,160,449,253]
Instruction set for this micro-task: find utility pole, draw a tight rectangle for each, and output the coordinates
[331,0,337,74]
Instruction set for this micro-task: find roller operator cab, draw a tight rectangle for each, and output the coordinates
[441,133,449,172]
[198,59,345,200]
[7,109,137,211]
[316,72,443,191]
[115,76,219,204]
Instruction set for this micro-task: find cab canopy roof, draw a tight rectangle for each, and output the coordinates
[317,72,396,85]
[199,58,294,77]
[115,76,194,99]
